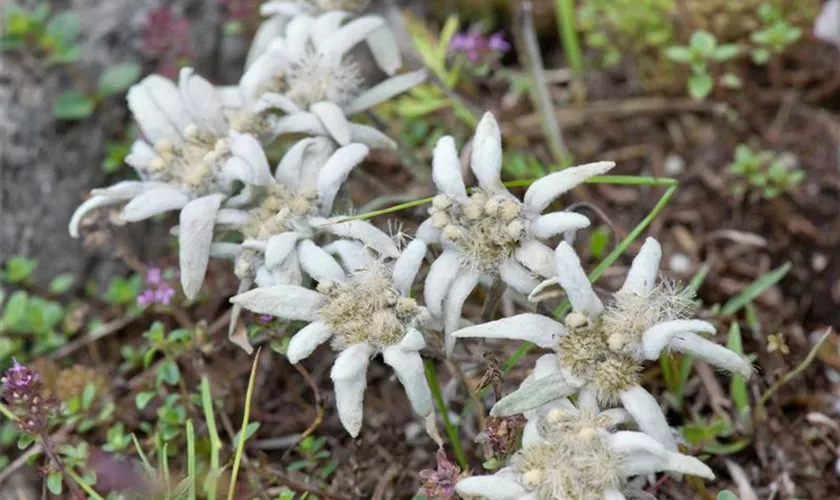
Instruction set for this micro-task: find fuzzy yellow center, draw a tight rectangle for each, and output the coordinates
[317,268,428,350]
[148,125,228,194]
[242,185,318,240]
[430,191,525,273]
[286,53,362,108]
[512,409,622,500]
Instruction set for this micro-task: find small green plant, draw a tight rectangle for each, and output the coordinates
[53,62,142,120]
[729,144,805,199]
[287,435,339,482]
[0,3,81,64]
[665,31,740,100]
[750,4,802,64]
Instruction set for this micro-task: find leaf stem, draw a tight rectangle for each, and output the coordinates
[424,359,468,470]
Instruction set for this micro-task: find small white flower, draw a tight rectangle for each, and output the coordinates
[455,404,713,500]
[69,71,275,300]
[229,238,431,437]
[421,112,614,354]
[815,0,840,48]
[228,14,425,149]
[248,0,400,77]
[454,238,751,451]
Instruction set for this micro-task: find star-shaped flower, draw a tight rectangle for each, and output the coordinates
[69,70,277,299]
[454,238,752,450]
[420,112,614,354]
[229,236,431,436]
[455,404,713,500]
[228,13,425,149]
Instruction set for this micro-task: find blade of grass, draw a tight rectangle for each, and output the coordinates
[131,434,156,477]
[0,402,18,421]
[555,0,584,75]
[720,262,791,316]
[424,359,468,470]
[161,442,170,492]
[201,376,221,500]
[227,348,262,500]
[65,468,105,500]
[187,419,196,500]
[727,323,749,418]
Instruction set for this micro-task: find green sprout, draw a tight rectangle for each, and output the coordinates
[665,30,740,100]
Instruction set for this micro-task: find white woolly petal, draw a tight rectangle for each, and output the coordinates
[491,373,573,416]
[209,242,241,260]
[272,112,329,137]
[91,180,166,198]
[416,218,441,244]
[319,16,384,64]
[297,239,346,282]
[178,67,227,136]
[621,237,662,296]
[423,249,462,318]
[228,131,274,185]
[322,239,375,274]
[244,15,287,68]
[392,239,427,295]
[383,347,432,416]
[470,112,504,193]
[455,476,528,500]
[397,328,426,352]
[264,233,304,270]
[499,259,540,295]
[238,48,286,106]
[229,284,322,320]
[553,242,604,316]
[348,123,398,150]
[577,388,599,412]
[610,431,714,479]
[365,25,402,76]
[532,353,562,380]
[642,320,716,360]
[331,343,376,437]
[522,418,543,447]
[125,140,156,169]
[815,0,840,46]
[310,101,352,146]
[127,75,189,145]
[619,386,677,451]
[601,408,632,428]
[523,161,616,213]
[287,321,334,363]
[222,157,257,185]
[275,137,317,186]
[532,212,591,239]
[224,185,260,208]
[516,494,540,500]
[69,196,122,238]
[254,92,301,115]
[178,194,226,300]
[514,240,556,279]
[313,217,399,258]
[217,85,244,109]
[228,278,254,353]
[452,313,565,349]
[275,136,336,188]
[315,143,369,214]
[604,489,627,500]
[432,136,468,198]
[443,269,480,355]
[214,209,250,227]
[344,69,427,115]
[670,332,753,379]
[285,14,315,60]
[120,187,190,222]
[312,11,350,49]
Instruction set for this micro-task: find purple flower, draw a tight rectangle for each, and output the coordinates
[145,268,163,287]
[137,267,177,307]
[257,314,274,324]
[2,361,59,435]
[488,32,511,52]
[449,29,510,65]
[140,7,193,78]
[418,448,463,499]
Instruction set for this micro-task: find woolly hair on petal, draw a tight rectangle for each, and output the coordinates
[553,241,604,316]
[179,194,227,300]
[245,15,288,68]
[618,385,677,451]
[119,187,191,222]
[365,24,402,76]
[423,248,462,318]
[382,346,432,416]
[178,67,227,136]
[287,321,334,363]
[310,101,352,146]
[608,431,714,479]
[127,75,190,145]
[641,319,716,360]
[490,372,574,416]
[432,135,468,198]
[297,239,347,282]
[284,14,315,60]
[318,16,384,64]
[322,239,376,273]
[470,112,505,193]
[331,343,375,437]
[264,233,305,270]
[125,140,156,169]
[344,69,427,115]
[452,313,565,349]
[238,48,288,106]
[69,196,120,238]
[312,11,351,46]
[274,137,319,185]
[391,239,427,295]
[229,284,322,321]
[312,217,399,258]
[455,475,529,500]
[442,269,480,350]
[532,212,591,239]
[670,332,753,379]
[498,259,541,295]
[620,237,662,296]
[514,240,556,279]
[522,161,615,214]
[227,132,275,185]
[315,143,370,214]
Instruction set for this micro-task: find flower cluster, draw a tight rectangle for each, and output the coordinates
[137,267,176,307]
[140,7,193,78]
[2,361,60,435]
[450,30,511,62]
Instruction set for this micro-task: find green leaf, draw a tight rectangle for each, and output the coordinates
[4,256,37,283]
[751,48,770,64]
[664,46,693,63]
[717,491,740,500]
[0,35,24,50]
[727,323,749,414]
[48,273,74,294]
[81,382,97,411]
[2,291,29,330]
[45,10,81,44]
[689,30,717,54]
[589,227,610,259]
[721,263,791,315]
[47,471,63,495]
[688,73,713,100]
[156,359,181,388]
[437,15,460,59]
[232,421,260,449]
[712,44,739,61]
[97,63,142,97]
[136,391,155,410]
[17,433,35,450]
[53,90,95,120]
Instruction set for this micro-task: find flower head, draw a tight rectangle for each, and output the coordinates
[421,112,614,354]
[2,361,60,435]
[450,30,510,62]
[454,237,752,451]
[419,448,463,499]
[137,267,177,307]
[456,405,714,500]
[230,233,431,436]
[140,7,193,78]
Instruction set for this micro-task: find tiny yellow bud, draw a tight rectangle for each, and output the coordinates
[214,139,230,155]
[608,333,625,351]
[463,202,483,220]
[500,202,520,221]
[300,187,318,200]
[442,224,463,241]
[484,198,500,216]
[431,211,449,229]
[565,312,588,330]
[523,470,542,487]
[149,157,167,172]
[184,124,200,138]
[579,427,597,440]
[432,194,452,210]
[154,139,174,153]
[547,408,566,423]
[506,220,524,239]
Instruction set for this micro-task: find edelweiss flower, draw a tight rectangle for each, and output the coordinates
[247,0,400,77]
[455,404,713,500]
[69,70,277,299]
[228,13,425,149]
[454,238,752,450]
[420,112,614,354]
[229,237,431,436]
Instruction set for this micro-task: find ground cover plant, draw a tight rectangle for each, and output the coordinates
[2,0,840,499]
